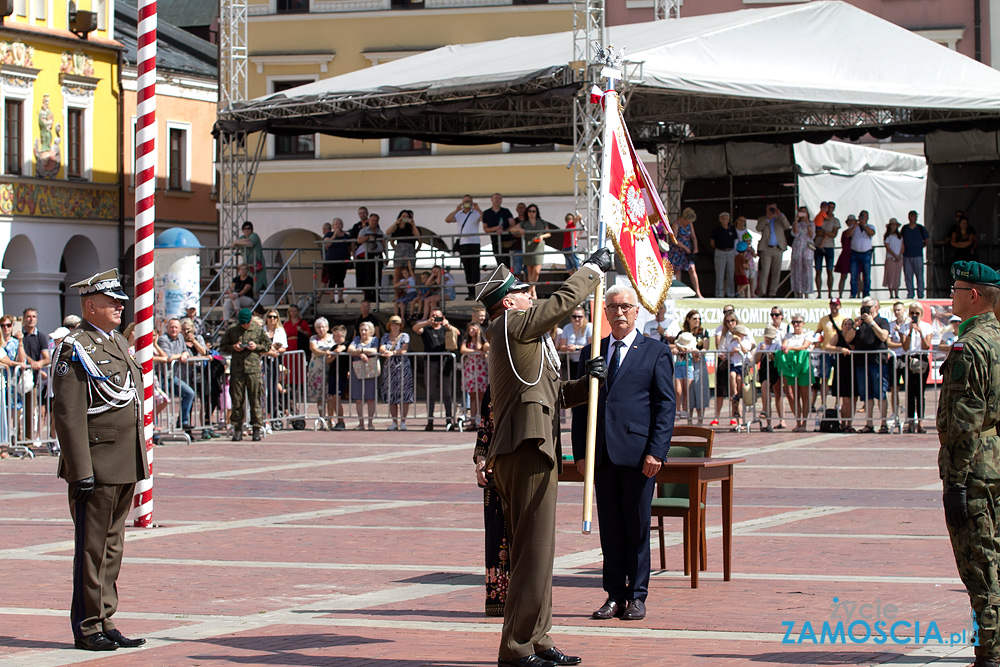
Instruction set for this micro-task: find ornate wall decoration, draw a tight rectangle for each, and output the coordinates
[0,41,34,68]
[59,51,95,77]
[0,182,118,219]
[33,94,60,179]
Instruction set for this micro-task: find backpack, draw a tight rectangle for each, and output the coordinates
[820,408,841,433]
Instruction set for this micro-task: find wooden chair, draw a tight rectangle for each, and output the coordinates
[651,425,714,573]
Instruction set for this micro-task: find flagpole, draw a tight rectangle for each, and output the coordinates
[582,63,620,535]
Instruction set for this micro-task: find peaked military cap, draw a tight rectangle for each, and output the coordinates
[475,264,531,308]
[71,269,128,300]
[951,261,1000,286]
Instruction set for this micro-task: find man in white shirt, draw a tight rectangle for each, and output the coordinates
[642,304,680,343]
[846,210,876,298]
[445,194,484,299]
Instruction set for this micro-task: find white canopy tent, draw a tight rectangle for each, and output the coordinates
[221,0,1000,146]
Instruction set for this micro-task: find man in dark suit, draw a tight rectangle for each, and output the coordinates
[572,284,675,622]
[52,269,149,651]
[478,249,610,667]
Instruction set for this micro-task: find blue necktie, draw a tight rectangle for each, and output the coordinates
[608,340,624,384]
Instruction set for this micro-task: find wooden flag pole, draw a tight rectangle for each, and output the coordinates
[581,271,604,534]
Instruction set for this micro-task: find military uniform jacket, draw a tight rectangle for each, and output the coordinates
[938,311,1000,485]
[485,266,599,467]
[220,323,271,374]
[53,321,149,485]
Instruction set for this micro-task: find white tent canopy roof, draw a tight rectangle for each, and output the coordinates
[220,1,1000,145]
[266,1,1000,110]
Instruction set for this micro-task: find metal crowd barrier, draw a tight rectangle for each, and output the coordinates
[261,350,308,434]
[664,346,945,434]
[306,349,460,430]
[0,365,58,458]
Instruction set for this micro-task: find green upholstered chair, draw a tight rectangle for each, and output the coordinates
[651,425,714,573]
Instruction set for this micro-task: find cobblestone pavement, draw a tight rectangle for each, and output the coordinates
[0,425,975,666]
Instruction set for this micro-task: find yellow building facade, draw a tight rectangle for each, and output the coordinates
[245,0,578,264]
[0,0,124,320]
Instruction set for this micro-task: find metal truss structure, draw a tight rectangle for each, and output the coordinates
[570,0,605,251]
[218,0,253,246]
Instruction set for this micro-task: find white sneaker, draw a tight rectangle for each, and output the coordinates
[388,422,398,431]
[400,421,407,431]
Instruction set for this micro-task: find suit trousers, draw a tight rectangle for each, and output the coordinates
[492,443,557,659]
[713,249,736,298]
[757,246,783,296]
[69,483,135,638]
[595,464,656,602]
[903,256,925,299]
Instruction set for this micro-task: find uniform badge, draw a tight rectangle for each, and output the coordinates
[55,360,69,376]
[94,337,101,343]
[84,345,97,354]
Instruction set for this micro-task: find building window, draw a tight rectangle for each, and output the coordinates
[67,108,83,178]
[14,0,26,18]
[4,100,22,175]
[388,137,431,155]
[277,0,309,13]
[168,125,191,191]
[34,0,45,20]
[96,0,106,30]
[271,80,315,158]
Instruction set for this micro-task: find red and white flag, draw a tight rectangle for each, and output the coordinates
[599,90,675,313]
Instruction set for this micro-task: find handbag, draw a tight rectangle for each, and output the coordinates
[907,354,930,374]
[352,358,381,379]
[445,328,459,352]
[17,369,33,394]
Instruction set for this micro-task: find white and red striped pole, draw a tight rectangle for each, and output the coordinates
[132,0,157,527]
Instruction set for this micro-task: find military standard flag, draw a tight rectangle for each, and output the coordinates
[599,90,675,313]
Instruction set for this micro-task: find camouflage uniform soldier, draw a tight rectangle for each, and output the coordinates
[938,261,1000,667]
[220,308,270,441]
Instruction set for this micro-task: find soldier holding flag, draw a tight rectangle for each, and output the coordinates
[477,249,610,667]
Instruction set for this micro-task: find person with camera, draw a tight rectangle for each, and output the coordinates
[356,213,385,303]
[446,194,484,300]
[900,302,933,433]
[755,203,790,298]
[937,261,1000,667]
[413,309,461,431]
[841,297,890,433]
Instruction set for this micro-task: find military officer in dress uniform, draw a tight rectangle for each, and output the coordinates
[52,269,148,651]
[220,307,271,441]
[938,261,1000,667]
[477,248,610,667]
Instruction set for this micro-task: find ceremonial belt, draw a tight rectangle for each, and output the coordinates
[983,426,998,438]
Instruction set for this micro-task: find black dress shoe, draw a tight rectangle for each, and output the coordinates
[536,647,582,666]
[232,430,243,442]
[622,598,646,620]
[498,655,557,667]
[104,628,145,648]
[592,598,624,620]
[74,632,118,651]
[252,429,262,442]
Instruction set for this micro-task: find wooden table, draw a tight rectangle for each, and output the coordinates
[559,457,745,588]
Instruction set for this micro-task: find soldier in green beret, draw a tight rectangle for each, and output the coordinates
[938,261,1000,667]
[220,308,271,441]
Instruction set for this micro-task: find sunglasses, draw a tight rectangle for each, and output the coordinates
[0,323,11,328]
[571,315,584,319]
[266,315,278,319]
[770,312,782,317]
[951,286,975,294]
[792,320,805,324]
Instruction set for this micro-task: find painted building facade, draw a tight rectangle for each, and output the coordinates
[0,1,123,321]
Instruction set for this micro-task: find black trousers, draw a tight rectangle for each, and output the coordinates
[426,360,453,420]
[458,243,481,299]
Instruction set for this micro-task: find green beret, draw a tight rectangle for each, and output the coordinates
[237,308,253,324]
[951,261,1000,286]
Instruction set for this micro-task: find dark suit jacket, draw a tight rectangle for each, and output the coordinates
[485,266,600,467]
[53,321,149,485]
[571,332,676,468]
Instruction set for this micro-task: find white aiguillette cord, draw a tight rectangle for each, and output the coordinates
[503,309,546,387]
